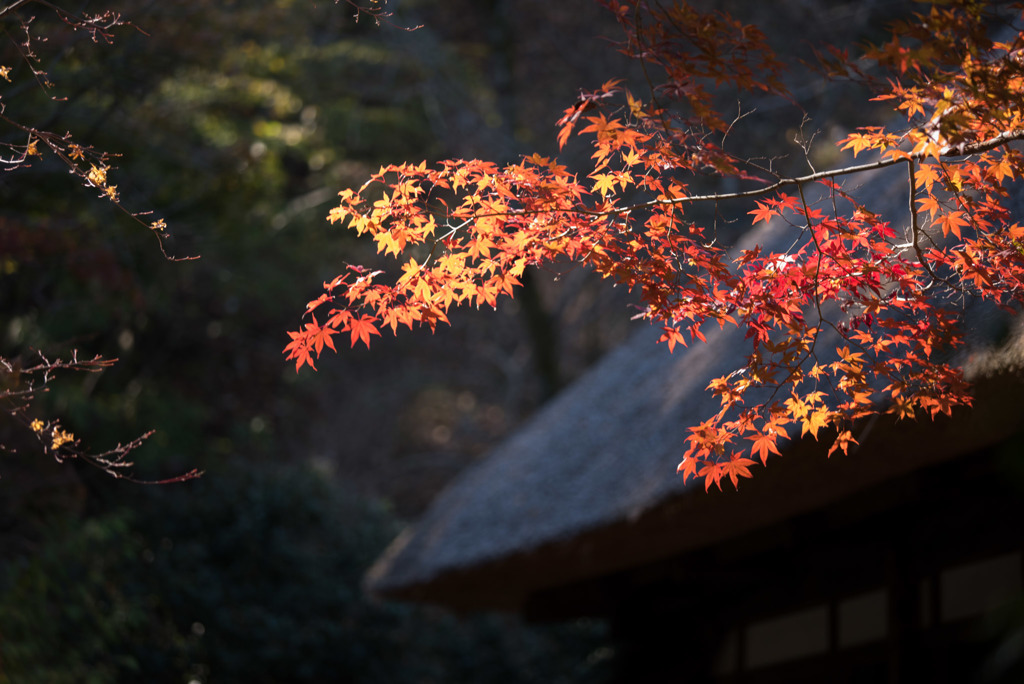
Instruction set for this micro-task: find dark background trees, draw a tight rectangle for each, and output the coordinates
[1,462,611,683]
[0,1,622,680]
[0,0,631,517]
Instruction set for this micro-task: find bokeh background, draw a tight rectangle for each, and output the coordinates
[0,2,631,681]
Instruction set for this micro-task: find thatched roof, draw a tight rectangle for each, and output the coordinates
[365,167,1024,615]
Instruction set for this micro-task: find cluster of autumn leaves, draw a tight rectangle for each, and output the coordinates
[286,0,1024,490]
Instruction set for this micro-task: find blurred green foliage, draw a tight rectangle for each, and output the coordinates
[0,2,614,681]
[0,0,436,476]
[0,462,610,683]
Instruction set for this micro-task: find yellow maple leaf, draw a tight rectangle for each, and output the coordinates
[801,408,830,439]
[87,165,108,187]
[591,173,617,197]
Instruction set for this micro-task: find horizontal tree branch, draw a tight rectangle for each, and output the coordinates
[455,128,1024,226]
[0,0,34,20]
[622,128,1024,213]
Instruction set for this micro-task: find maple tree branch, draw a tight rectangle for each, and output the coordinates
[906,158,937,282]
[902,159,954,294]
[289,0,1024,490]
[796,181,825,370]
[632,9,672,139]
[621,128,1024,213]
[1,350,195,483]
[340,0,422,30]
[0,0,32,19]
[459,129,1024,228]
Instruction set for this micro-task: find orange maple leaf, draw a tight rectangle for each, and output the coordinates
[749,431,781,465]
[801,408,830,439]
[657,326,687,353]
[936,210,969,239]
[827,430,858,457]
[748,200,775,225]
[676,455,699,483]
[347,315,381,349]
[721,454,757,489]
[284,328,316,371]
